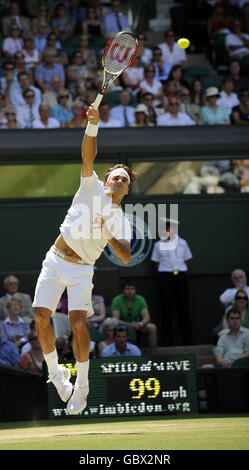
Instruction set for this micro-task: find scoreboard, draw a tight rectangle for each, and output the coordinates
[48,354,198,418]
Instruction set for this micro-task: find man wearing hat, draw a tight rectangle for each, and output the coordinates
[201,87,230,125]
[151,218,194,346]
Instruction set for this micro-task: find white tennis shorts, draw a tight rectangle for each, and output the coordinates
[32,248,94,317]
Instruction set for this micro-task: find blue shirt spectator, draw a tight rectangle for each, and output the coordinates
[104,0,131,36]
[101,325,141,357]
[1,297,30,350]
[201,87,230,125]
[201,104,230,125]
[35,48,65,91]
[0,326,20,366]
[51,100,73,124]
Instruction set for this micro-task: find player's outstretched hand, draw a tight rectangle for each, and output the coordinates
[86,104,99,125]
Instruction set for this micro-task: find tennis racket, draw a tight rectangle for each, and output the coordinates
[93,31,139,110]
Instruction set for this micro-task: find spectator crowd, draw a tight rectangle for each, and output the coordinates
[0,0,248,130]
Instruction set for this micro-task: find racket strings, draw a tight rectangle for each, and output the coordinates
[104,34,137,75]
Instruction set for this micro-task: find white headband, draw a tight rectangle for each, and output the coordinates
[106,168,130,184]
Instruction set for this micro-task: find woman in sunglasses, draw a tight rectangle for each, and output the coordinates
[51,88,73,127]
[222,289,249,329]
[2,106,19,129]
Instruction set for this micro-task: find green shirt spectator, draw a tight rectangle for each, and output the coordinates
[111,281,157,355]
[111,293,148,323]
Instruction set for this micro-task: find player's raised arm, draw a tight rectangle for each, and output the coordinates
[81,104,99,178]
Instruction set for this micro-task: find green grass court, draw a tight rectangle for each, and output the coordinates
[0,415,248,450]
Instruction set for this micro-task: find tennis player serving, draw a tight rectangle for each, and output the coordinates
[33,104,137,414]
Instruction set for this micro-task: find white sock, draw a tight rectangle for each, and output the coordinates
[44,349,59,377]
[76,360,89,387]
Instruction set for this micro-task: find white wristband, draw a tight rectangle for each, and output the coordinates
[85,122,99,137]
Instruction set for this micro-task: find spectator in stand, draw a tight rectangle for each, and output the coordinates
[129,103,154,127]
[33,102,60,128]
[20,330,44,372]
[35,47,65,92]
[2,24,23,58]
[201,86,230,125]
[111,281,157,355]
[178,87,204,125]
[66,99,87,128]
[86,290,106,329]
[139,64,164,107]
[241,2,249,33]
[151,218,194,346]
[22,36,42,72]
[225,18,249,59]
[110,89,135,127]
[16,87,40,128]
[1,297,30,352]
[80,88,97,118]
[77,34,97,68]
[52,2,75,42]
[103,0,131,38]
[31,3,52,36]
[101,325,142,357]
[97,317,118,357]
[13,51,33,83]
[222,289,249,329]
[151,46,172,85]
[98,101,122,128]
[0,93,8,128]
[66,50,91,95]
[140,92,164,125]
[157,97,196,126]
[162,79,178,110]
[26,0,54,17]
[0,61,17,97]
[122,56,144,95]
[68,0,87,33]
[231,88,249,124]
[168,65,189,93]
[45,32,68,65]
[81,6,105,38]
[207,1,230,40]
[42,76,69,108]
[1,1,31,38]
[228,58,249,93]
[34,21,50,54]
[89,0,111,23]
[219,268,249,313]
[213,309,249,367]
[0,275,34,323]
[0,325,20,367]
[136,32,153,65]
[1,106,19,129]
[217,77,239,116]
[50,88,73,126]
[159,29,187,66]
[190,78,205,107]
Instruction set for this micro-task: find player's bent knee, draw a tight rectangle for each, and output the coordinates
[69,310,87,333]
[34,307,52,328]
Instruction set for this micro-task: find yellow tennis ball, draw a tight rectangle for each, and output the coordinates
[177,38,190,49]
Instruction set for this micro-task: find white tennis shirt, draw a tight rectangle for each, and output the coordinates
[60,171,131,265]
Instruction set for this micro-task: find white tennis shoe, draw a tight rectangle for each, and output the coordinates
[67,382,89,415]
[47,365,73,402]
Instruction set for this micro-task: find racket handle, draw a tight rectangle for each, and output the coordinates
[93,93,104,110]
